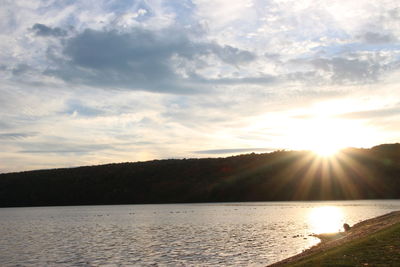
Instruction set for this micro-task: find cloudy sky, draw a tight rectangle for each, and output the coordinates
[1,0,400,172]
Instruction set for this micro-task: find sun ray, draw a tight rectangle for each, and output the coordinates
[270,152,316,199]
[319,157,334,199]
[292,155,321,200]
[337,150,385,196]
[329,153,361,199]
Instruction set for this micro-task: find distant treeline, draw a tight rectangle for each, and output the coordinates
[1,143,400,207]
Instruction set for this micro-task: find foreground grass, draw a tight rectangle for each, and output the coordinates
[286,223,400,267]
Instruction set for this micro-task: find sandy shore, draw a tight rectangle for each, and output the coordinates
[269,210,400,266]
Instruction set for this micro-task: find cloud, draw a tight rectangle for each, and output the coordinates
[11,64,31,76]
[62,99,105,117]
[19,142,112,154]
[0,121,12,130]
[44,26,257,93]
[0,132,37,140]
[31,23,67,37]
[2,0,400,173]
[193,74,277,85]
[338,106,400,119]
[210,44,256,65]
[194,148,275,154]
[309,56,381,83]
[360,32,398,44]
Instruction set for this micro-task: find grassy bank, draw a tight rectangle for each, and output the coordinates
[286,222,400,266]
[271,211,400,267]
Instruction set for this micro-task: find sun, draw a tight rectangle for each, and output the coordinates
[283,100,380,157]
[307,131,346,157]
[308,131,346,157]
[312,144,340,157]
[294,118,359,157]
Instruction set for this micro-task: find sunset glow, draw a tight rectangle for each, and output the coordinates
[291,117,371,157]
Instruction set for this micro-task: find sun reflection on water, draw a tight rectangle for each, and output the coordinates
[309,206,344,234]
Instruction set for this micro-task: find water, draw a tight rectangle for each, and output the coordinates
[0,200,399,266]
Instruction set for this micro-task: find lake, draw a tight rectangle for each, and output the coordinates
[1,200,400,266]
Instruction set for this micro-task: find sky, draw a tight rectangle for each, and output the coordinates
[1,0,400,173]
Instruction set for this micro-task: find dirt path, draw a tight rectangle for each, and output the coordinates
[269,210,400,266]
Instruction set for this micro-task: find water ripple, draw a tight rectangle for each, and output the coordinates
[1,200,400,266]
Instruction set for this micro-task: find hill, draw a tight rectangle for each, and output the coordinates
[1,144,400,207]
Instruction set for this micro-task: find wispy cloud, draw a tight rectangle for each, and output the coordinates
[194,148,275,154]
[19,143,112,154]
[0,132,37,140]
[338,106,400,119]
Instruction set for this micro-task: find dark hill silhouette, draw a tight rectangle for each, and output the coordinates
[1,144,400,207]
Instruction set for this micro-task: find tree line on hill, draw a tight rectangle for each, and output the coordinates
[0,143,400,207]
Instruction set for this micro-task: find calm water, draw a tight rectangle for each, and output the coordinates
[1,200,400,266]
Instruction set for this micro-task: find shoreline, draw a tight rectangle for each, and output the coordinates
[269,210,400,266]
